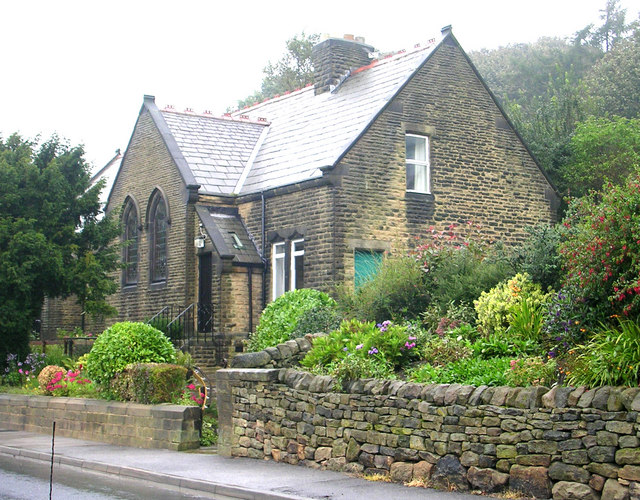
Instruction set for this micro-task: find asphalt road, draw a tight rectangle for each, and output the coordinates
[0,458,217,500]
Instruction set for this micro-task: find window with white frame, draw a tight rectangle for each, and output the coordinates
[290,239,304,291]
[406,134,430,194]
[272,242,286,300]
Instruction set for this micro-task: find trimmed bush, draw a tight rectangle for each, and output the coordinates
[85,322,176,387]
[248,289,336,352]
[111,363,187,404]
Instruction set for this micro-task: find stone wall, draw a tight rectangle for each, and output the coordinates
[0,394,201,451]
[217,345,640,499]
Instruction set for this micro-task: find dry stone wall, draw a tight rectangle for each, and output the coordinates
[218,343,640,499]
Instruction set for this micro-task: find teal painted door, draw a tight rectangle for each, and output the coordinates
[354,250,384,289]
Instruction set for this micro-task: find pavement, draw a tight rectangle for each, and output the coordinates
[0,427,485,500]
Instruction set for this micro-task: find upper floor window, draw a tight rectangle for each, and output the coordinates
[149,190,168,283]
[406,134,430,194]
[122,198,139,286]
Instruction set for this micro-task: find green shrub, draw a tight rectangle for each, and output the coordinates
[301,319,417,383]
[111,363,187,404]
[507,296,545,341]
[474,273,551,335]
[291,302,342,338]
[505,356,557,387]
[345,257,430,323]
[85,322,176,387]
[147,317,184,343]
[567,319,640,387]
[200,405,218,446]
[248,289,336,351]
[407,357,511,386]
[511,224,562,291]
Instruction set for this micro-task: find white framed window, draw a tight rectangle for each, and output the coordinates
[272,242,286,300]
[406,134,430,194]
[290,239,304,291]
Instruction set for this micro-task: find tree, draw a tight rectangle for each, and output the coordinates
[0,134,120,366]
[235,32,320,109]
[584,28,640,118]
[563,116,640,197]
[574,0,633,52]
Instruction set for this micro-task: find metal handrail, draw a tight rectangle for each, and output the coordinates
[147,306,171,325]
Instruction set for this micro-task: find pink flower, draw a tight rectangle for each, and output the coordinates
[187,383,196,390]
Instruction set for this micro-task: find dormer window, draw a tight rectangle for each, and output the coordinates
[406,134,430,194]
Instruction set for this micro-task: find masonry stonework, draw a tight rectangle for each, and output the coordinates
[218,344,640,499]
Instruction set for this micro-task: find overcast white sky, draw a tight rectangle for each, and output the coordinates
[1,0,638,170]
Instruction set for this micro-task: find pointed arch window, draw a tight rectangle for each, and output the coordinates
[149,190,169,283]
[122,198,139,286]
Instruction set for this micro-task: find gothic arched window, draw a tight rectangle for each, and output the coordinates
[122,198,139,286]
[148,190,168,283]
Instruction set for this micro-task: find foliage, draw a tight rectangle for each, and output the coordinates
[407,357,511,386]
[506,297,546,341]
[414,223,510,301]
[542,285,602,359]
[146,316,184,343]
[559,175,640,317]
[2,352,46,386]
[469,332,540,359]
[111,363,187,404]
[301,320,417,384]
[85,322,176,387]
[585,28,640,118]
[474,273,552,335]
[248,289,336,351]
[291,302,342,338]
[419,335,472,366]
[505,356,557,387]
[563,116,640,197]
[344,256,429,323]
[200,406,218,447]
[0,134,120,369]
[574,0,634,52]
[175,380,205,406]
[38,365,65,393]
[567,319,640,387]
[511,224,563,291]
[235,32,320,109]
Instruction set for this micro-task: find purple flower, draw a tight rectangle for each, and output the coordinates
[368,347,379,355]
[356,344,363,350]
[342,347,349,352]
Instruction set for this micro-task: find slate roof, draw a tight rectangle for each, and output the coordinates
[195,205,262,264]
[154,34,442,196]
[232,40,439,194]
[161,112,267,195]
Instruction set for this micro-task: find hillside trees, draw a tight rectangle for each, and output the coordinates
[0,134,120,366]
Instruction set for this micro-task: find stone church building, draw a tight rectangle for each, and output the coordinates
[42,27,559,365]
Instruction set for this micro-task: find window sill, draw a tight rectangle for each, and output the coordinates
[122,284,138,293]
[149,280,167,291]
[405,191,435,202]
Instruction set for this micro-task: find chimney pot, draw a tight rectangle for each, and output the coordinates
[343,34,354,40]
[441,25,452,36]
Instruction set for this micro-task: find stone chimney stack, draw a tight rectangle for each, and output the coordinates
[311,35,375,95]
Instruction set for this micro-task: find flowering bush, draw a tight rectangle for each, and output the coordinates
[301,319,417,383]
[43,367,94,397]
[176,381,205,407]
[474,273,552,335]
[3,352,46,386]
[559,176,640,318]
[38,365,65,393]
